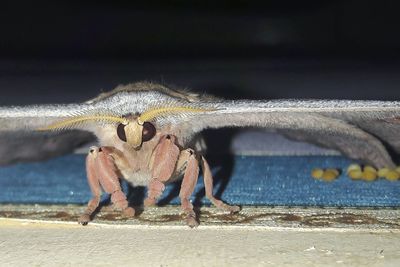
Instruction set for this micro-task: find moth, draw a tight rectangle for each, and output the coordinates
[1,81,399,227]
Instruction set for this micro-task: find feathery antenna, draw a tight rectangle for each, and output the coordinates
[138,106,215,124]
[38,105,216,131]
[38,114,127,131]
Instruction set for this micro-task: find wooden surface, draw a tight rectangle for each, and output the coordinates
[1,205,400,266]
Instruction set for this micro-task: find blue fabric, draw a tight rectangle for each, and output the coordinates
[0,154,399,206]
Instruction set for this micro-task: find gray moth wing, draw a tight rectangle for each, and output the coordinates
[1,82,400,168]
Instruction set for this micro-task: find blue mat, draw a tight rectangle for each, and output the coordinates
[0,154,399,207]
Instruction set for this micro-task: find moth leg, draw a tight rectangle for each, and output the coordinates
[178,148,200,227]
[201,156,241,213]
[97,147,135,217]
[78,147,102,225]
[144,135,180,206]
[78,146,134,225]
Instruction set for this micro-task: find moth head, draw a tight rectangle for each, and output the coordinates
[116,118,156,149]
[115,106,215,149]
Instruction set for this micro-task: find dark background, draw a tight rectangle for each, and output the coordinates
[1,0,400,105]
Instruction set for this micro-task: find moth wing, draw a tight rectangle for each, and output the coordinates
[167,100,400,168]
[0,104,95,165]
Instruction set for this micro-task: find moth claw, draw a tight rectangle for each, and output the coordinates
[78,214,91,226]
[143,197,157,207]
[185,213,199,228]
[229,205,241,214]
[122,207,135,218]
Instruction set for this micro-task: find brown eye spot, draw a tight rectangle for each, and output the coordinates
[142,122,156,142]
[117,123,127,142]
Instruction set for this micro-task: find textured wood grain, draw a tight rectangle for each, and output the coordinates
[1,217,399,267]
[1,205,400,266]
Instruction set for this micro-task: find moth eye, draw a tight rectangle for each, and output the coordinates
[117,123,127,142]
[142,122,156,142]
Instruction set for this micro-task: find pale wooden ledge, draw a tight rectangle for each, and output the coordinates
[1,205,400,267]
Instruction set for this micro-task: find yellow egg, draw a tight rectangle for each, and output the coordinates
[362,170,377,181]
[385,170,400,181]
[364,165,377,173]
[311,168,324,179]
[377,168,390,178]
[348,170,362,180]
[326,168,340,176]
[321,170,338,182]
[346,164,361,174]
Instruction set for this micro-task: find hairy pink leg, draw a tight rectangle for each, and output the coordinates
[144,135,180,206]
[97,147,134,217]
[179,149,200,227]
[78,147,134,225]
[78,147,102,225]
[201,156,240,213]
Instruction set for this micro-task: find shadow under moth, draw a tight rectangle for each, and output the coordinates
[0,82,399,227]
